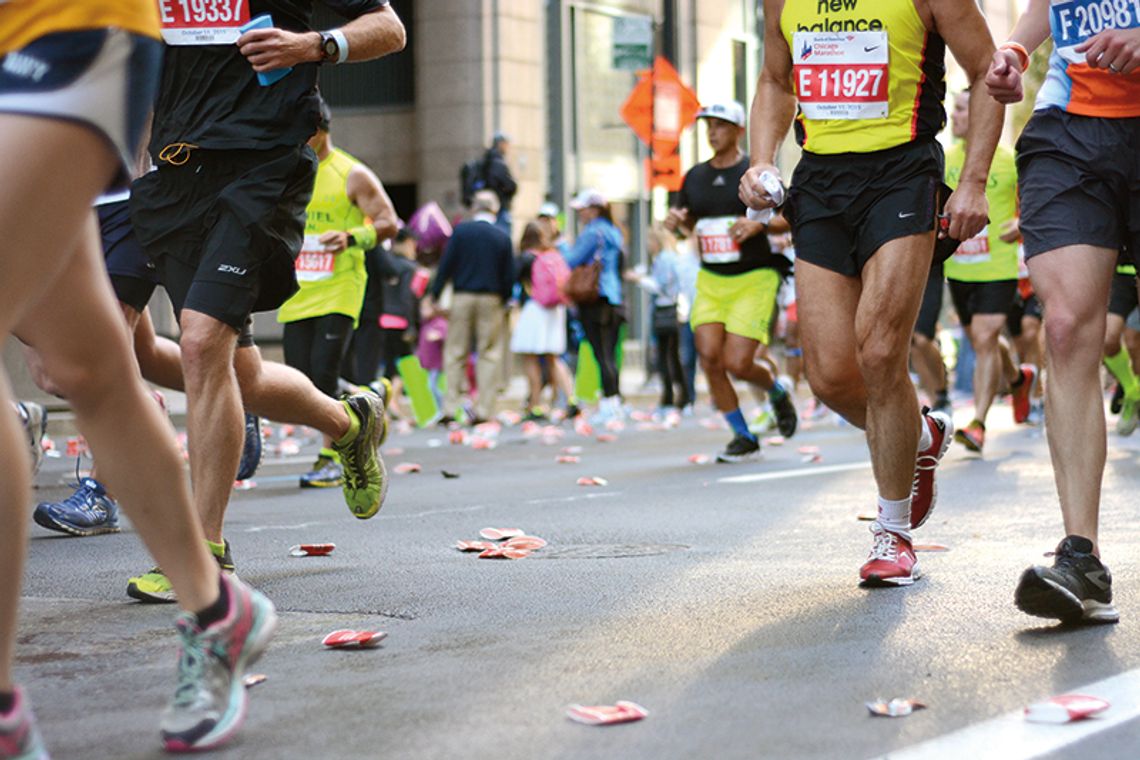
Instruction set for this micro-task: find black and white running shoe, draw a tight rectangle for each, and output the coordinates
[716,434,760,463]
[1015,535,1119,624]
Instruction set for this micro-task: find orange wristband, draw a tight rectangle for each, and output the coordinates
[1000,42,1030,73]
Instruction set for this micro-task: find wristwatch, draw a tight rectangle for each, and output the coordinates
[319,32,339,64]
[345,232,357,248]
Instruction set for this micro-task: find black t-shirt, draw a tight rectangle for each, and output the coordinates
[676,155,788,277]
[150,0,385,154]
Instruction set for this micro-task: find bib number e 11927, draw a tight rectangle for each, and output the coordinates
[695,216,741,264]
[1051,0,1140,62]
[792,31,889,120]
[159,0,250,45]
[295,235,335,282]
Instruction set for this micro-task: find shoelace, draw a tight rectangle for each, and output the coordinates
[58,480,103,515]
[171,622,209,707]
[868,525,900,562]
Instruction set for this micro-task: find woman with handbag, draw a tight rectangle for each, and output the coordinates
[565,189,626,423]
[626,225,689,414]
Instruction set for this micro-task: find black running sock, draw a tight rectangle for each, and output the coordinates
[0,690,15,715]
[195,575,231,630]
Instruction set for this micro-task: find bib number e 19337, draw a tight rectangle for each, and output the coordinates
[159,0,250,45]
[1051,0,1140,63]
[792,31,889,120]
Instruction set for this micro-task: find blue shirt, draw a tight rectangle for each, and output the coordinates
[566,218,624,306]
[431,217,515,302]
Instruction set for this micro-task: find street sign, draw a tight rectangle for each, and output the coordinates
[612,16,653,71]
[620,57,699,191]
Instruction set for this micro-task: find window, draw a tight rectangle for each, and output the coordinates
[312,0,414,109]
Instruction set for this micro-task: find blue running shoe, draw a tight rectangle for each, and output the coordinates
[0,687,48,760]
[161,574,277,752]
[236,413,262,481]
[33,477,120,537]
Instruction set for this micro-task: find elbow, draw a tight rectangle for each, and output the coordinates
[386,18,407,54]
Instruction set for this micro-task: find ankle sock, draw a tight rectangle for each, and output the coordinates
[769,380,787,402]
[724,409,756,441]
[335,400,362,445]
[0,690,15,716]
[195,574,231,630]
[877,496,911,538]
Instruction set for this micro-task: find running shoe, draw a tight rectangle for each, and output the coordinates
[1014,535,1119,624]
[300,449,343,488]
[716,433,760,463]
[1110,382,1124,415]
[160,574,277,752]
[770,382,798,438]
[748,404,776,434]
[931,391,952,418]
[1116,396,1139,437]
[332,391,389,520]
[1027,399,1045,426]
[16,401,47,476]
[235,413,262,482]
[910,409,952,530]
[128,541,235,604]
[565,403,582,420]
[859,522,920,586]
[1011,364,1037,424]
[522,408,548,423]
[0,687,47,760]
[32,477,120,537]
[954,420,985,454]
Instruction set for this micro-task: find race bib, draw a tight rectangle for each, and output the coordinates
[159,0,250,45]
[953,226,992,265]
[1051,0,1140,62]
[695,216,741,264]
[295,235,335,282]
[792,31,889,120]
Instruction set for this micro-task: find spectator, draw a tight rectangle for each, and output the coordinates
[463,132,517,234]
[675,237,700,414]
[430,190,515,425]
[627,225,689,414]
[374,229,428,420]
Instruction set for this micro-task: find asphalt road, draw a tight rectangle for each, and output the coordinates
[14,399,1140,760]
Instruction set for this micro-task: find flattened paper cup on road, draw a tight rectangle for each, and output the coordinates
[762,436,785,446]
[562,446,583,455]
[866,698,926,717]
[595,433,617,443]
[913,543,950,552]
[556,455,581,464]
[566,701,649,726]
[233,479,257,490]
[322,629,388,649]
[688,454,711,465]
[448,430,467,445]
[242,673,267,689]
[477,546,531,560]
[289,543,336,557]
[479,527,525,541]
[1024,694,1110,723]
[504,535,547,550]
[797,445,820,455]
[394,462,422,474]
[470,436,496,450]
[455,540,496,552]
[577,476,608,486]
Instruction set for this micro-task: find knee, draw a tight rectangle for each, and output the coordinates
[1045,307,1101,360]
[723,352,753,379]
[856,334,909,388]
[179,321,236,384]
[698,350,723,376]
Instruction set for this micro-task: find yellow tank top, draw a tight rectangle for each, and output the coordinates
[278,148,370,326]
[781,0,946,155]
[0,0,159,54]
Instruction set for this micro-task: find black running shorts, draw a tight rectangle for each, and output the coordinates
[1017,109,1140,260]
[785,140,948,277]
[1108,272,1139,318]
[1007,292,1043,337]
[914,262,945,340]
[948,279,1018,327]
[130,144,317,333]
[98,198,158,312]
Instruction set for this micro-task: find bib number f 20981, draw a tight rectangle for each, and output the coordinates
[159,0,250,45]
[1051,0,1140,61]
[792,31,890,120]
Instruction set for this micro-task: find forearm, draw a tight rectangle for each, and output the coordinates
[960,86,1005,186]
[750,76,797,167]
[1007,0,1052,53]
[339,6,406,61]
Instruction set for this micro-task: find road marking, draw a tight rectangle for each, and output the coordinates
[244,505,484,532]
[526,491,623,505]
[869,667,1140,760]
[718,461,871,484]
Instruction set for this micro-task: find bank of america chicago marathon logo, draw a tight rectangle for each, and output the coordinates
[797,0,886,32]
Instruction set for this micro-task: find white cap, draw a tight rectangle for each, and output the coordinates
[569,189,606,210]
[696,101,746,127]
[538,201,560,218]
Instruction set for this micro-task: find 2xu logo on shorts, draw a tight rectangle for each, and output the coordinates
[797,0,885,31]
[217,264,247,276]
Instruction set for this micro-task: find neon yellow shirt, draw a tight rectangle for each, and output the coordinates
[943,143,1019,283]
[781,0,946,155]
[278,148,369,326]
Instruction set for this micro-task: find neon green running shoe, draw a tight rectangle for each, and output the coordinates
[332,391,389,520]
[127,540,235,604]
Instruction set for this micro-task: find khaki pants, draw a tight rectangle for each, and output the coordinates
[443,292,507,420]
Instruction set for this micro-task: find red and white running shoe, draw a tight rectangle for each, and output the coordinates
[910,409,952,529]
[1011,364,1037,424]
[859,523,921,586]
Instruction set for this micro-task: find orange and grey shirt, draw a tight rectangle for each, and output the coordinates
[1037,0,1140,117]
[0,0,159,54]
[780,0,946,154]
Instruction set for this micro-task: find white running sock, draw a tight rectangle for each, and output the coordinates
[877,495,911,538]
[917,414,933,452]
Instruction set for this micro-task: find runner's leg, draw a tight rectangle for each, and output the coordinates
[795,259,865,427]
[967,313,1010,423]
[695,323,735,412]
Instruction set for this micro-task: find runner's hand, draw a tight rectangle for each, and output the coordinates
[664,207,688,233]
[985,49,1024,104]
[1076,28,1140,75]
[729,218,766,243]
[237,28,320,72]
[942,183,988,242]
[319,231,349,253]
[740,164,781,210]
[999,218,1020,244]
